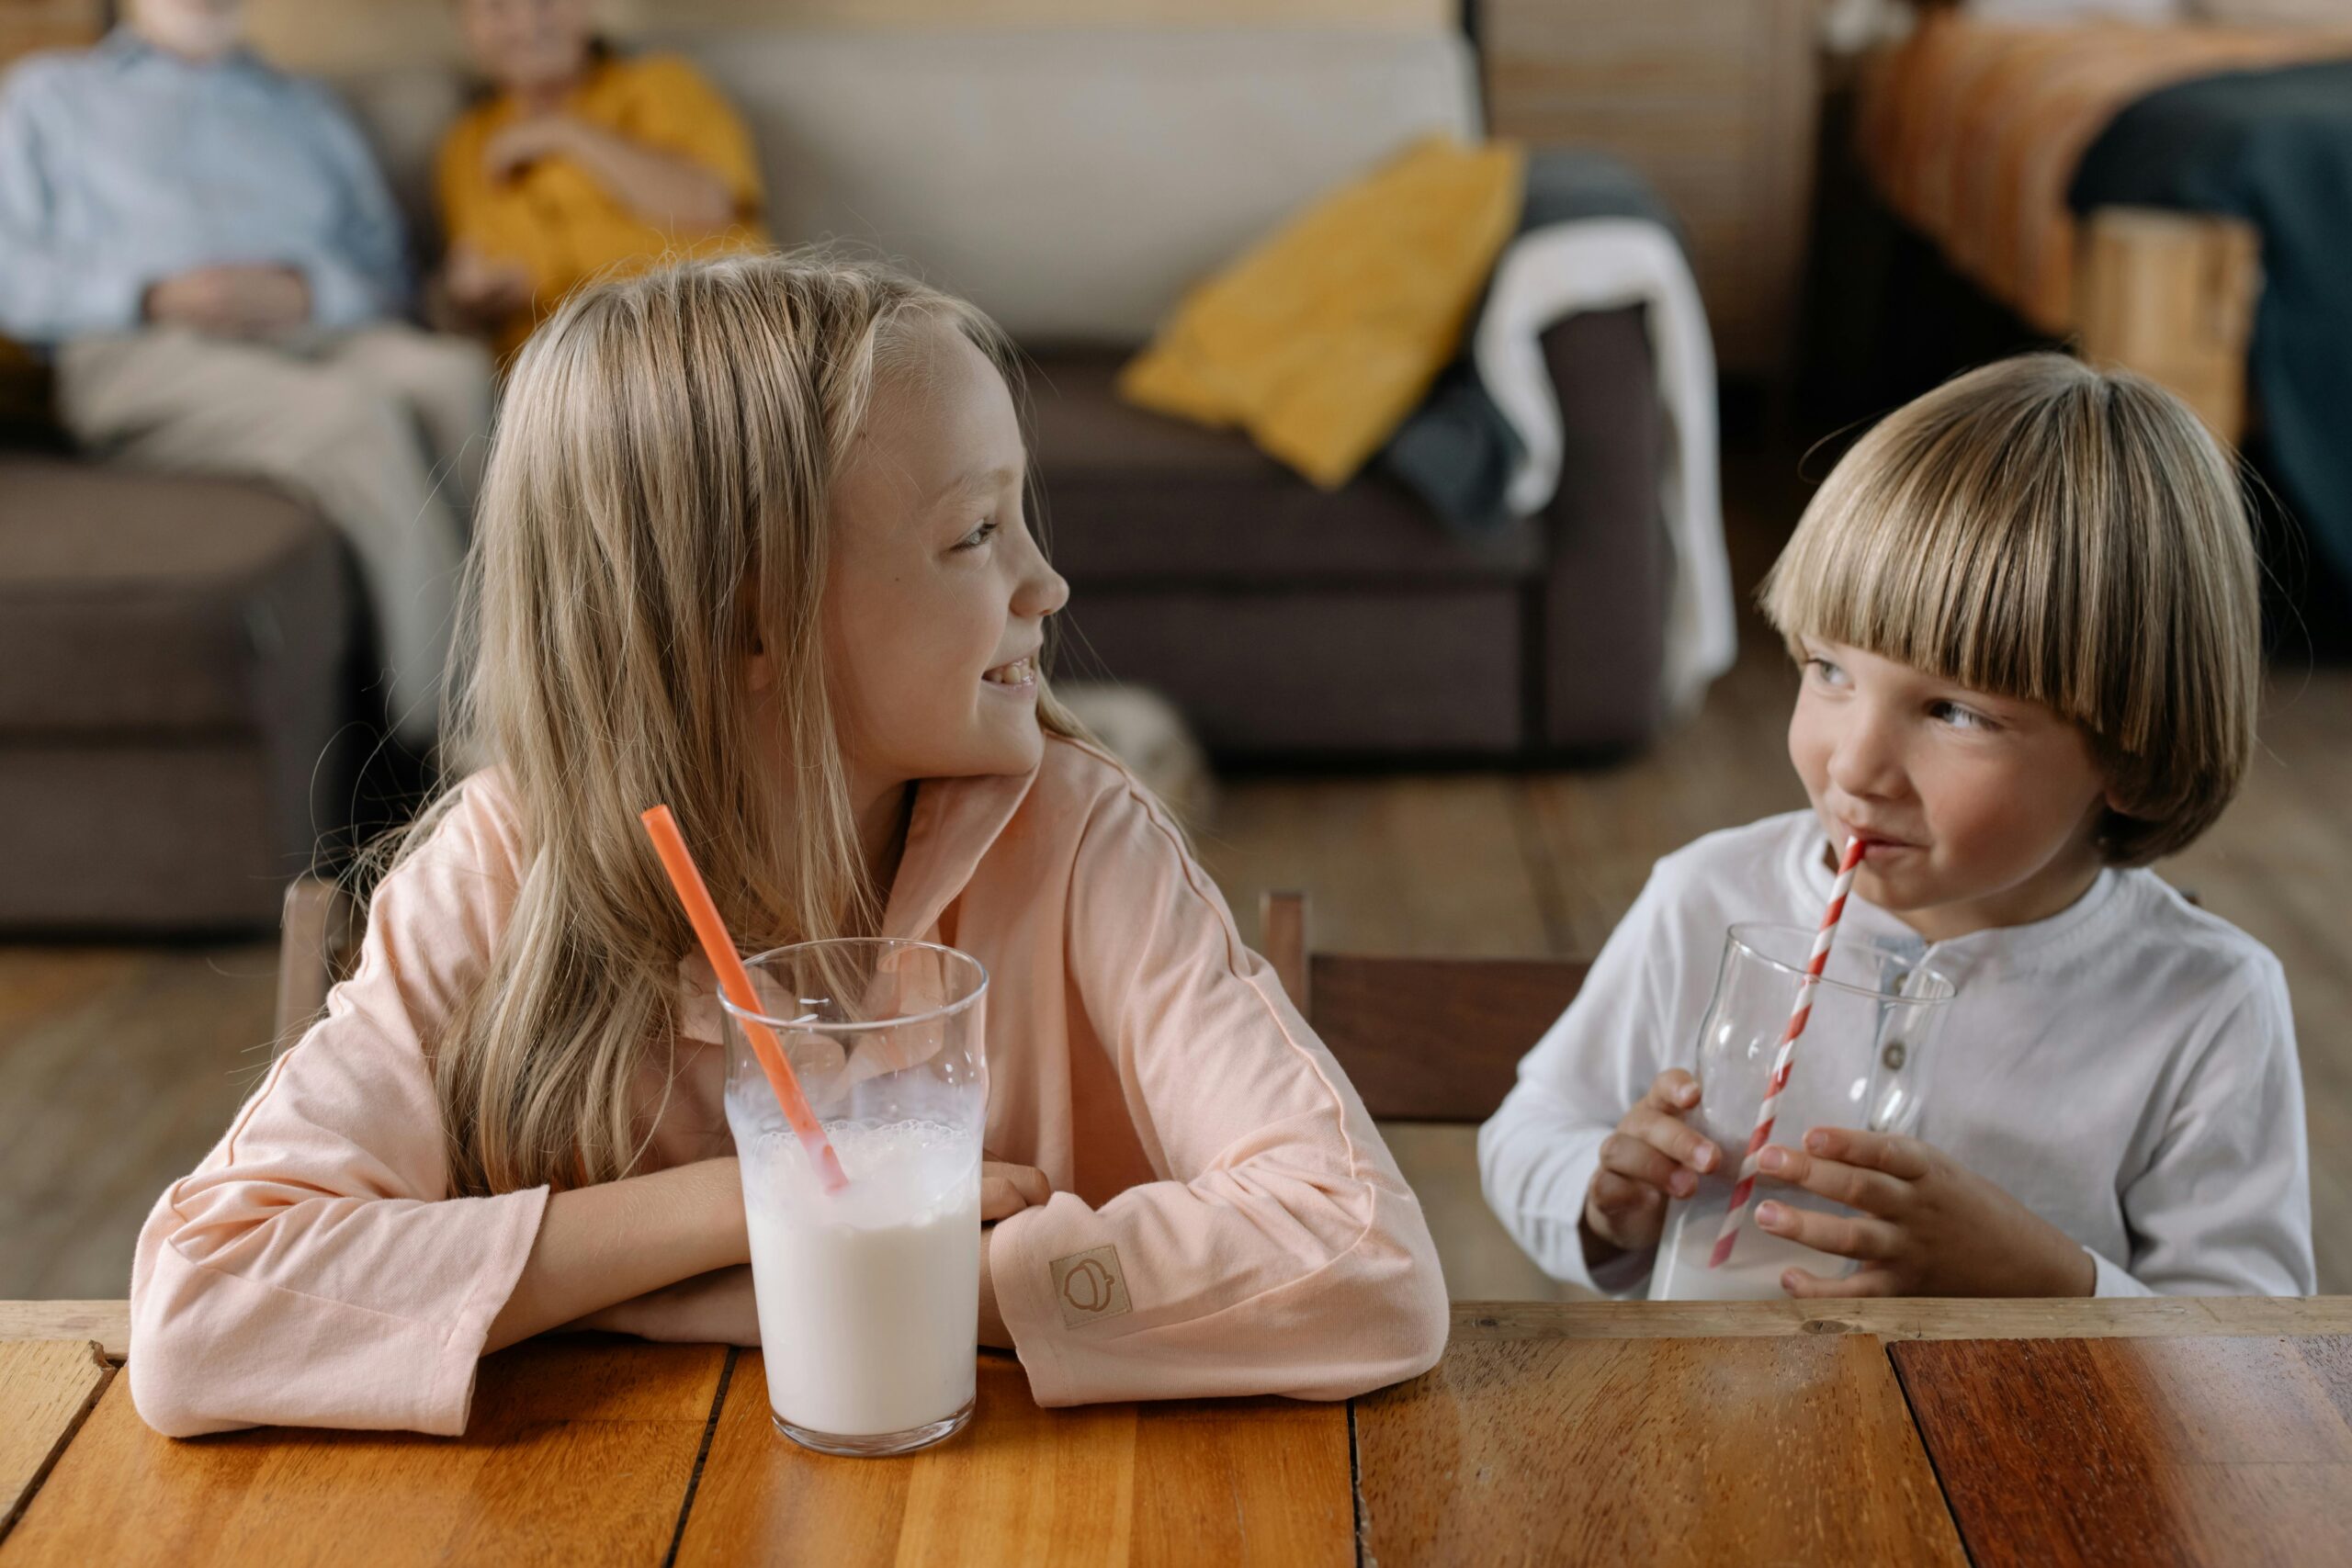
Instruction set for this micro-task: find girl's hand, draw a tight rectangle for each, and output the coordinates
[1581,1069,1723,1262]
[572,1265,759,1346]
[982,1156,1051,1223]
[1754,1127,2097,1298]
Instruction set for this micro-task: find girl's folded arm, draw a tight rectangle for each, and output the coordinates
[987,777,1450,1405]
[129,784,740,1436]
[129,788,533,1436]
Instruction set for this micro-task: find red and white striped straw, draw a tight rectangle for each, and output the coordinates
[1709,833,1868,1269]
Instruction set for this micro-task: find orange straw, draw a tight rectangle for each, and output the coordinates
[639,805,849,1193]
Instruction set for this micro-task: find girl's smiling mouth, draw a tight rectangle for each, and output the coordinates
[981,656,1036,690]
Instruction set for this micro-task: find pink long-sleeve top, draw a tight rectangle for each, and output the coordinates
[129,737,1450,1436]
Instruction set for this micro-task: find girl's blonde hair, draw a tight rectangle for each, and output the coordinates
[406,251,1082,1196]
[1761,353,2259,867]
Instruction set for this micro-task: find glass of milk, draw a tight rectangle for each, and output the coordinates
[1649,923,1956,1301]
[719,938,989,1456]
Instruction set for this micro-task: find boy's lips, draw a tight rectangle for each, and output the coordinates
[1835,817,1919,855]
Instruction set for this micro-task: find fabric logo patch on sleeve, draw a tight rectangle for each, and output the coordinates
[1048,1245,1133,1329]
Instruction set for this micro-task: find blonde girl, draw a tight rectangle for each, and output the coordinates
[130,253,1447,1435]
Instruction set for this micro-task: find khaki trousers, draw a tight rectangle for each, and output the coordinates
[56,324,492,745]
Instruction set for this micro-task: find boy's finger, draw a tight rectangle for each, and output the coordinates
[1627,1106,1721,1174]
[1779,1266,1896,1300]
[1600,1132,1696,1198]
[1645,1068,1702,1111]
[1757,1145,1911,1216]
[1803,1126,1932,1180]
[1589,1169,1667,1218]
[1754,1200,1901,1261]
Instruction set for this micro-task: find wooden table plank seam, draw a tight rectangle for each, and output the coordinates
[1345,1398,1365,1568]
[0,1341,112,1547]
[662,1346,738,1568]
[1878,1339,1974,1568]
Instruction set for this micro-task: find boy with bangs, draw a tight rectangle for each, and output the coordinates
[1483,354,2313,1300]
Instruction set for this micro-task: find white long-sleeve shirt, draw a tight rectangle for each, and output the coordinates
[1480,810,2314,1299]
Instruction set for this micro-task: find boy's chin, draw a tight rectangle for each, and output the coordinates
[1852,858,1936,912]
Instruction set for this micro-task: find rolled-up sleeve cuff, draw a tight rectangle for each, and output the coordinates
[1484,1122,1653,1296]
[424,1183,551,1433]
[985,1201,1081,1405]
[2087,1247,2154,1298]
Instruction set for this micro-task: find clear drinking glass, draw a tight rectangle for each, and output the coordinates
[718,938,989,1456]
[1649,922,1957,1301]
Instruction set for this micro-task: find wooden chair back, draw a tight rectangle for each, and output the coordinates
[271,879,1589,1121]
[1257,891,1587,1124]
[276,874,363,1048]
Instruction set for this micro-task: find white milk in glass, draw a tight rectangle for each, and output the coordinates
[1650,1173,1850,1301]
[1645,922,1956,1302]
[735,1114,980,1438]
[719,937,989,1456]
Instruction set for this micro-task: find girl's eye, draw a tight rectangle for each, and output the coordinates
[954,520,1000,551]
[1804,656,1848,687]
[1930,700,1993,731]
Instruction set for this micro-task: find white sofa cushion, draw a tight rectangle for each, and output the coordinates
[338,27,1480,345]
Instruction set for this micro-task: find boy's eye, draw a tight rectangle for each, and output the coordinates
[1930,700,1993,731]
[1804,656,1848,687]
[954,519,999,551]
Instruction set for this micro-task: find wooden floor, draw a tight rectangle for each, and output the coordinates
[5,451,2349,1301]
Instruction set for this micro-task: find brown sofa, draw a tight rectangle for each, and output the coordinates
[0,457,356,928]
[1028,323,1665,758]
[0,304,1664,930]
[0,23,1673,931]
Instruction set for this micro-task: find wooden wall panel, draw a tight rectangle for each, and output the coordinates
[1483,0,1821,377]
[0,0,106,69]
[245,0,1454,73]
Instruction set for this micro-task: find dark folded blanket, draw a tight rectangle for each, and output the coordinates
[2070,58,2352,590]
[1385,150,1685,535]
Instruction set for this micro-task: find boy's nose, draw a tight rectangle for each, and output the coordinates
[1826,711,1906,801]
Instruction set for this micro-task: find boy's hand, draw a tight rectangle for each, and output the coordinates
[1754,1127,2097,1298]
[1582,1069,1722,1262]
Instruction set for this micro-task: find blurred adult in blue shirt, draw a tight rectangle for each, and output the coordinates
[0,0,491,746]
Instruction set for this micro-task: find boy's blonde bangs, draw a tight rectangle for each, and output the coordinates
[1765,424,2112,737]
[1761,355,2260,865]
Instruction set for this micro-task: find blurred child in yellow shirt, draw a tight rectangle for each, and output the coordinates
[436,0,769,356]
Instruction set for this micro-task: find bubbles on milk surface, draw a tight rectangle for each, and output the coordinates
[743,1117,977,1227]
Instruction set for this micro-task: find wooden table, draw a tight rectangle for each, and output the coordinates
[5,1297,2350,1565]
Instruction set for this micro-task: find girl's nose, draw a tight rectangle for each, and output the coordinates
[1023,562,1071,621]
[1013,527,1070,621]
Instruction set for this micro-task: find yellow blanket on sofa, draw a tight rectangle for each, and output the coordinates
[1117,135,1524,491]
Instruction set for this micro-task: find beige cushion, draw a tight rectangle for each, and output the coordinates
[335,28,1478,345]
